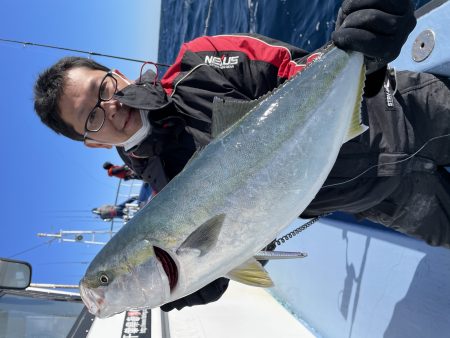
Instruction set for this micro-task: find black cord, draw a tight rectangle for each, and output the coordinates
[7,238,57,259]
[0,37,171,67]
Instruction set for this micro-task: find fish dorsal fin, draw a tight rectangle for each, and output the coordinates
[211,94,270,138]
[344,63,368,143]
[176,214,225,257]
[226,258,274,288]
[254,250,308,260]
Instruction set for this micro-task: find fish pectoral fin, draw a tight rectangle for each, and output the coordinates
[225,258,274,288]
[344,64,368,143]
[176,214,225,257]
[254,250,308,260]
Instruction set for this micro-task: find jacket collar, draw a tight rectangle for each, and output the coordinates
[113,70,172,111]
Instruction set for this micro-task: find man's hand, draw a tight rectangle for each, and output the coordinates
[160,277,229,312]
[332,0,416,74]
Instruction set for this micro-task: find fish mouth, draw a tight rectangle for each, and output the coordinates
[154,247,178,291]
[79,282,104,316]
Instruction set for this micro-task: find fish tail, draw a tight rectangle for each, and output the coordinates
[344,60,368,143]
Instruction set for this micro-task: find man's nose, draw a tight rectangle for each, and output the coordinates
[101,99,119,120]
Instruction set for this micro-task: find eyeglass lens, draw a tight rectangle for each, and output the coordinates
[99,75,117,101]
[86,107,104,132]
[86,75,117,132]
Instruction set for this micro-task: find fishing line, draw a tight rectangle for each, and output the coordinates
[7,238,57,259]
[50,214,104,218]
[35,261,90,265]
[44,210,92,213]
[52,218,111,223]
[0,37,171,67]
[51,218,94,222]
[322,133,450,189]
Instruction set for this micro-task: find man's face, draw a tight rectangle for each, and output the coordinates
[59,67,142,146]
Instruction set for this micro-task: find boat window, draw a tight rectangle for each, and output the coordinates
[0,293,83,338]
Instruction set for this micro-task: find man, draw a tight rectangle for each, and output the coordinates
[35,0,448,310]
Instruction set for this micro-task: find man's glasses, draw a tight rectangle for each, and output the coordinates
[84,71,118,138]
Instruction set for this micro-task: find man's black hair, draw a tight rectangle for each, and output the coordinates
[34,57,109,141]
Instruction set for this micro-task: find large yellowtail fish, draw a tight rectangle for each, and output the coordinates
[80,45,366,318]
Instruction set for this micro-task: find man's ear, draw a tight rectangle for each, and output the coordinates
[84,140,112,149]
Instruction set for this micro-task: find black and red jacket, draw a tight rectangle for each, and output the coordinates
[108,165,129,179]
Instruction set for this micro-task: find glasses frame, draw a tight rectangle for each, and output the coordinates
[83,71,118,139]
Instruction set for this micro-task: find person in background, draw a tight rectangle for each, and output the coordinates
[34,0,444,311]
[103,161,138,181]
[92,196,139,221]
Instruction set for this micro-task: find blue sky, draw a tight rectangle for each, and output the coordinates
[0,0,161,286]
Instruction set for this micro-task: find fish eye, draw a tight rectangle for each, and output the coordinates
[99,274,109,285]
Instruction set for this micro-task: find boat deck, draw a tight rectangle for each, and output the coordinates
[156,281,316,338]
[87,281,316,337]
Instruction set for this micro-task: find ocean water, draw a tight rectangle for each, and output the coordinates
[158,0,431,66]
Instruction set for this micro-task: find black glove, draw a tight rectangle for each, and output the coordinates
[160,277,229,312]
[331,0,416,74]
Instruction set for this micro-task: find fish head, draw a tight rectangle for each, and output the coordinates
[79,239,179,318]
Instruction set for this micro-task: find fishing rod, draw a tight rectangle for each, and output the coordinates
[0,37,171,67]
